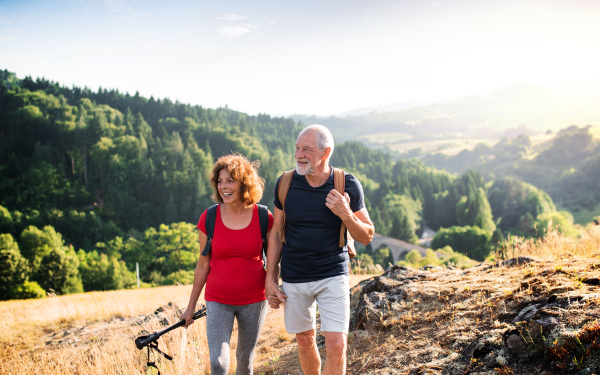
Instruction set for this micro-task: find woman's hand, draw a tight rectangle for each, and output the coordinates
[266,280,286,309]
[180,307,195,328]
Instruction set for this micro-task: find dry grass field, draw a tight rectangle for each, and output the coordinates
[0,274,372,375]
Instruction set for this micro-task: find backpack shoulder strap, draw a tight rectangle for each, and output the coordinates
[278,170,295,210]
[333,168,347,248]
[257,204,269,257]
[278,170,295,242]
[200,204,219,257]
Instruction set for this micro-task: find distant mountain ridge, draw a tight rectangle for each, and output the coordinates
[299,81,600,143]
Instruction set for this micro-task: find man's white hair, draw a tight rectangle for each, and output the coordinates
[298,124,335,160]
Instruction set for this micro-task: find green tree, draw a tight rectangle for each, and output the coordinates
[157,222,199,272]
[372,247,394,268]
[0,234,29,300]
[19,225,64,270]
[431,226,492,261]
[535,211,577,238]
[34,246,83,295]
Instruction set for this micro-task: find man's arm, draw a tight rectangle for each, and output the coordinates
[325,190,374,245]
[265,207,286,308]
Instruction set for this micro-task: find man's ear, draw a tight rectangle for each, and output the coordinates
[323,147,332,161]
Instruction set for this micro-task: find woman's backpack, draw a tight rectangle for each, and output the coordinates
[200,204,269,258]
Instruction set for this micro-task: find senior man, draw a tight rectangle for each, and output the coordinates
[265,124,374,375]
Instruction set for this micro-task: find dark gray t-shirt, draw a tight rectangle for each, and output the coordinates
[274,167,365,283]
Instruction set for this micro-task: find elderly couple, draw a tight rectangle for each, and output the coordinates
[180,125,375,375]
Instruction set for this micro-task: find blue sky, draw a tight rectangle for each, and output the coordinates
[1,0,599,115]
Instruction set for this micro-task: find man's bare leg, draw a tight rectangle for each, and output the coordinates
[322,331,347,375]
[296,329,321,375]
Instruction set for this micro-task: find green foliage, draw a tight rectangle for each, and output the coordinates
[0,69,575,299]
[19,225,64,269]
[355,253,374,266]
[456,187,496,233]
[157,222,199,272]
[422,126,600,223]
[431,226,492,261]
[372,247,394,268]
[0,234,29,299]
[535,211,577,238]
[10,280,46,299]
[162,270,195,285]
[397,247,476,269]
[78,250,135,291]
[34,246,83,295]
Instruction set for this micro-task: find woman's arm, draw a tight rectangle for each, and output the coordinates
[182,230,211,328]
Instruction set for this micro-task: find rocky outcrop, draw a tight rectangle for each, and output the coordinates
[43,302,185,347]
[347,258,600,374]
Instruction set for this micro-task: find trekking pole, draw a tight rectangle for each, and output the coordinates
[134,307,207,374]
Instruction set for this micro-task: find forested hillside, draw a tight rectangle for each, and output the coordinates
[422,125,600,223]
[0,70,570,300]
[0,70,300,299]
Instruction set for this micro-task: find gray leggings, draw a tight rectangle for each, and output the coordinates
[206,300,267,375]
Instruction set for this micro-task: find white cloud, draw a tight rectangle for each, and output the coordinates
[214,25,252,38]
[146,40,160,47]
[267,21,277,25]
[213,13,248,22]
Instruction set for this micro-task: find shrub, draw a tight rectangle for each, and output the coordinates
[398,246,477,269]
[10,281,46,299]
[431,226,492,261]
[162,270,195,285]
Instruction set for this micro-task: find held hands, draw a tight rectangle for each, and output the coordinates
[266,281,287,309]
[325,190,351,220]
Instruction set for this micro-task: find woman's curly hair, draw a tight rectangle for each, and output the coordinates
[210,153,265,205]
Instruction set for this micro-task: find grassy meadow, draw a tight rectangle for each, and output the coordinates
[0,275,372,375]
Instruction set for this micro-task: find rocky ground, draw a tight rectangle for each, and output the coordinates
[41,302,184,347]
[340,257,600,375]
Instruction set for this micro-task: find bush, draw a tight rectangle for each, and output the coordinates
[431,226,492,261]
[10,281,46,299]
[398,246,477,269]
[0,234,29,300]
[78,250,136,291]
[536,211,577,238]
[162,270,195,285]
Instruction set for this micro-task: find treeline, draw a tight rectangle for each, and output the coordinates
[0,69,301,299]
[0,69,574,299]
[421,126,600,221]
[332,142,575,261]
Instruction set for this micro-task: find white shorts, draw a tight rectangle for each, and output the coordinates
[281,275,350,334]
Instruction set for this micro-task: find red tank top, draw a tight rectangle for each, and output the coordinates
[197,204,273,305]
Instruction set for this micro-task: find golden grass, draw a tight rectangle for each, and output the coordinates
[0,275,372,375]
[503,223,600,261]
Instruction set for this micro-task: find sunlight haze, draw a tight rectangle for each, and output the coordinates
[1,0,599,115]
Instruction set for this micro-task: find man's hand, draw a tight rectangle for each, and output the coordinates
[326,190,352,220]
[266,280,287,309]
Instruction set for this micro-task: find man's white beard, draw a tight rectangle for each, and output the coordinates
[296,159,313,176]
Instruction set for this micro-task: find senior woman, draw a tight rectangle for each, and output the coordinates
[181,153,273,375]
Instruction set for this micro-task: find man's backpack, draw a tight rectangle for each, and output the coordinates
[277,167,356,259]
[200,204,269,258]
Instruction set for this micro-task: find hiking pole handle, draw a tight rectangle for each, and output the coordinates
[157,307,207,336]
[135,307,207,349]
